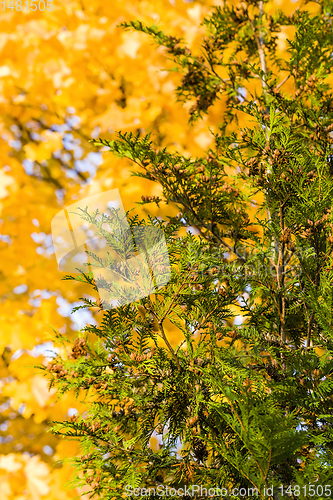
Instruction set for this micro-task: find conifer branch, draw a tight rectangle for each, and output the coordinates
[278,202,286,343]
[226,397,270,490]
[264,447,272,482]
[257,1,268,95]
[158,320,181,373]
[43,3,333,495]
[196,58,251,104]
[171,191,247,263]
[306,312,314,351]
[145,298,182,372]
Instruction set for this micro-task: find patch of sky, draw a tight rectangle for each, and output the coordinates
[0,234,12,244]
[13,284,28,294]
[10,124,21,137]
[26,120,40,130]
[74,152,102,178]
[186,226,200,235]
[9,140,22,151]
[31,231,54,256]
[55,189,65,202]
[66,115,81,128]
[62,133,80,151]
[73,146,84,159]
[56,296,97,331]
[51,123,70,133]
[71,252,89,265]
[52,150,61,159]
[27,290,97,334]
[28,289,54,307]
[91,126,101,139]
[31,342,55,358]
[87,152,103,166]
[2,436,13,443]
[64,168,78,179]
[30,132,40,141]
[23,159,34,175]
[107,200,120,210]
[234,315,244,326]
[74,159,97,176]
[0,402,10,412]
[43,445,54,456]
[237,87,247,104]
[61,152,72,163]
[31,231,47,244]
[11,341,55,361]
[68,408,78,417]
[237,292,249,307]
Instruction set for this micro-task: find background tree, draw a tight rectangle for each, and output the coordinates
[42,0,333,499]
[0,1,222,498]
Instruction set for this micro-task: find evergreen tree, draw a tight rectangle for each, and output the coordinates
[42,1,333,499]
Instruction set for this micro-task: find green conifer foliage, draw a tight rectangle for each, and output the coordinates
[42,1,333,499]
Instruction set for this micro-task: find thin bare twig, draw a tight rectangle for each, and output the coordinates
[276,74,290,91]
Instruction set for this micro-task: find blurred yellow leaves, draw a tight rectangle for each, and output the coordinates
[0,168,15,200]
[117,31,144,59]
[0,65,11,78]
[0,298,64,352]
[149,436,159,452]
[4,360,86,424]
[0,454,49,500]
[23,131,62,163]
[0,451,90,500]
[3,375,56,421]
[23,456,50,499]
